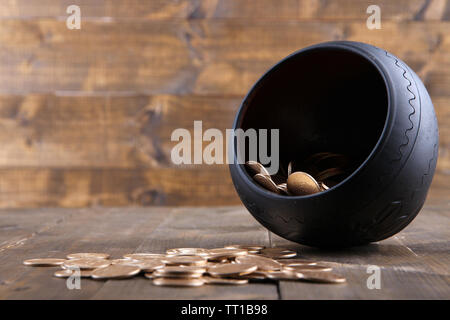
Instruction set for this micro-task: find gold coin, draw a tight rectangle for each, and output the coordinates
[123,253,167,260]
[23,258,66,267]
[153,270,203,279]
[91,265,141,279]
[287,171,321,196]
[245,161,270,176]
[277,259,317,266]
[157,266,206,275]
[53,269,93,278]
[165,248,210,257]
[232,272,267,280]
[207,248,248,261]
[114,259,164,272]
[162,255,207,266]
[209,248,248,256]
[297,271,347,284]
[260,247,297,259]
[264,270,302,281]
[111,258,142,265]
[287,161,294,176]
[203,276,248,285]
[208,263,257,277]
[63,258,111,270]
[253,174,280,194]
[66,253,110,260]
[224,245,265,251]
[153,277,205,287]
[319,182,329,191]
[135,260,165,272]
[144,272,154,279]
[235,255,281,271]
[277,183,289,195]
[316,168,344,181]
[206,260,228,267]
[284,265,332,272]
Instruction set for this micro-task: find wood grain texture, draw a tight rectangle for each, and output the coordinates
[0,0,448,208]
[0,20,448,95]
[0,167,239,208]
[0,207,172,299]
[0,94,448,170]
[0,94,239,168]
[0,0,448,20]
[0,198,448,299]
[273,199,450,299]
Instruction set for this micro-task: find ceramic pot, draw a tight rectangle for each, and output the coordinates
[229,41,439,247]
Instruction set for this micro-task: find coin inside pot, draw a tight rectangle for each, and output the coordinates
[253,174,280,194]
[287,171,321,196]
[245,161,270,176]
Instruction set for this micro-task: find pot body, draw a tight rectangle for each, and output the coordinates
[229,41,439,247]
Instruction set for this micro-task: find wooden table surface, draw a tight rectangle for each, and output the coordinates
[0,198,448,300]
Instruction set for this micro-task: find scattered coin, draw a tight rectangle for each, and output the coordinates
[284,264,333,272]
[232,272,267,280]
[277,259,317,266]
[162,255,207,266]
[153,271,203,279]
[287,172,321,196]
[264,270,302,281]
[66,253,110,260]
[63,258,111,270]
[137,260,165,272]
[153,277,205,287]
[123,253,167,260]
[224,245,265,254]
[235,255,281,271]
[297,271,347,284]
[23,258,66,267]
[91,265,141,279]
[156,266,206,276]
[166,248,210,257]
[207,248,248,261]
[115,259,164,272]
[54,269,93,278]
[208,263,257,277]
[23,245,347,287]
[111,258,142,265]
[203,276,248,285]
[260,247,297,259]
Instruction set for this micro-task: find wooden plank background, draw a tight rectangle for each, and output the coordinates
[0,0,449,207]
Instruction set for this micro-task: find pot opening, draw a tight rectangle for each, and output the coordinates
[237,46,388,190]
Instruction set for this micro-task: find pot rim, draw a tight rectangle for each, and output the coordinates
[231,40,394,199]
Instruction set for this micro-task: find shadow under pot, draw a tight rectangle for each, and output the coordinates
[229,41,439,248]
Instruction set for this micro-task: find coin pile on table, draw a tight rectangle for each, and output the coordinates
[246,152,350,196]
[23,245,346,287]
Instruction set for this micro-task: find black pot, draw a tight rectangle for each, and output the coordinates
[229,41,439,248]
